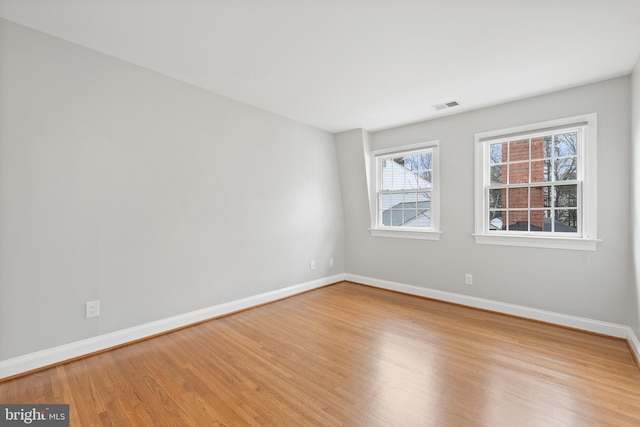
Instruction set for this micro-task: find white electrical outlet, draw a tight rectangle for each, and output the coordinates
[310,260,315,270]
[329,257,334,267]
[465,274,473,285]
[86,300,100,318]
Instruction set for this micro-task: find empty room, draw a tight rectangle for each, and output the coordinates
[1,1,640,425]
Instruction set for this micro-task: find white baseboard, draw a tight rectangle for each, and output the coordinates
[345,274,631,339]
[3,273,638,380]
[0,274,345,380]
[628,327,640,364]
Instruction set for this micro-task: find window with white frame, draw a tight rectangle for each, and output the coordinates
[474,114,599,250]
[370,141,441,240]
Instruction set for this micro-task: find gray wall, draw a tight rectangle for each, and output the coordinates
[337,77,632,325]
[631,57,640,337]
[0,19,345,360]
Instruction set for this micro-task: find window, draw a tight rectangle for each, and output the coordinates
[370,141,441,240]
[474,114,599,250]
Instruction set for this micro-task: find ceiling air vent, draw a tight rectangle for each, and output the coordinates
[433,101,459,111]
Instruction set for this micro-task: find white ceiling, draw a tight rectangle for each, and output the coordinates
[1,0,639,133]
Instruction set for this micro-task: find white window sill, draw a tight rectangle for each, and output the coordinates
[473,234,600,251]
[370,228,442,240]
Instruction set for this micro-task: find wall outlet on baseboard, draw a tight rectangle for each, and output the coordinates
[329,257,334,267]
[465,274,473,286]
[86,300,100,318]
[310,260,315,270]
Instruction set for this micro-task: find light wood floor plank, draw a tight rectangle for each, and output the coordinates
[1,282,639,426]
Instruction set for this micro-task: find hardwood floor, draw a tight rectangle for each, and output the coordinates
[1,281,639,426]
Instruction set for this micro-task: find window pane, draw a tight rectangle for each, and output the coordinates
[490,143,505,164]
[530,210,545,232]
[543,210,553,232]
[416,192,430,226]
[530,160,551,183]
[405,155,418,172]
[405,169,419,189]
[489,211,504,230]
[554,157,577,181]
[412,209,431,227]
[507,210,529,231]
[404,208,417,226]
[417,152,432,171]
[389,209,404,226]
[489,189,503,209]
[554,132,577,157]
[509,139,529,162]
[530,137,550,160]
[404,207,430,227]
[381,209,391,226]
[416,153,432,190]
[417,191,431,205]
[544,136,553,158]
[380,194,395,210]
[542,186,553,208]
[529,187,545,209]
[528,210,556,232]
[555,209,578,232]
[555,185,577,207]
[508,187,528,209]
[380,159,396,190]
[490,165,504,184]
[509,162,529,184]
[404,192,418,206]
[391,158,404,189]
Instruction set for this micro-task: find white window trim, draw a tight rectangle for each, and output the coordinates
[369,140,441,240]
[473,114,600,251]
